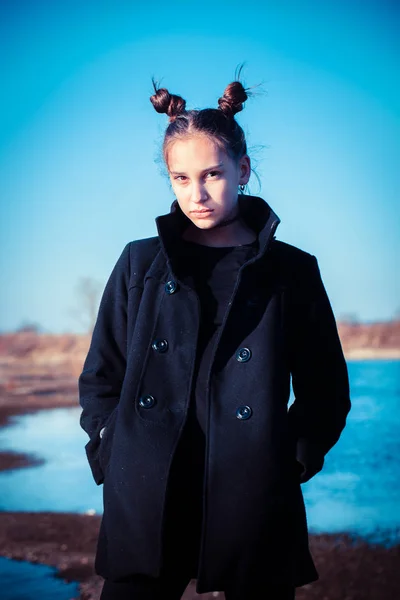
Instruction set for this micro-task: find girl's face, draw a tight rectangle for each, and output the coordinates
[166,134,250,230]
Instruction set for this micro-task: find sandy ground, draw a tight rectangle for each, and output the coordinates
[1,401,400,599]
[0,512,399,600]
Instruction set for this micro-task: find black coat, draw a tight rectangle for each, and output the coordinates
[78,194,351,593]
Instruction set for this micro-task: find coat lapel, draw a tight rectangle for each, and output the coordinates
[154,194,281,278]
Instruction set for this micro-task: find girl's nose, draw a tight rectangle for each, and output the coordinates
[191,182,208,204]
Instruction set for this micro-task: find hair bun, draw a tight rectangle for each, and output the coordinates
[150,80,186,122]
[217,81,248,118]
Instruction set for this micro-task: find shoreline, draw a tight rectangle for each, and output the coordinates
[0,394,79,428]
[0,512,399,600]
[344,349,400,360]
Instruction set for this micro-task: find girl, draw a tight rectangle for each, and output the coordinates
[79,74,351,600]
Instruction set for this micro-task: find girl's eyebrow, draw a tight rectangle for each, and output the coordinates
[170,162,224,176]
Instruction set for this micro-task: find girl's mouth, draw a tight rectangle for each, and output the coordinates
[191,209,214,216]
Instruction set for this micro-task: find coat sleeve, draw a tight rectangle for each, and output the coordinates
[287,254,351,483]
[78,242,131,484]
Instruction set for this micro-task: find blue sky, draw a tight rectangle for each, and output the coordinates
[0,0,399,332]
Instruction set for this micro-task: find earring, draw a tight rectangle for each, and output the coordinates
[239,184,245,192]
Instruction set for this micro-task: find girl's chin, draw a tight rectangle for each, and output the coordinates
[193,220,216,230]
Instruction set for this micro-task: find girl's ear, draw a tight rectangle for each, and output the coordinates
[239,155,251,185]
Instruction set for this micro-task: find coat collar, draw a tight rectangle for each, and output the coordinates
[155,194,281,271]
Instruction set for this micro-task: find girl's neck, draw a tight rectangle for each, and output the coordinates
[183,218,257,248]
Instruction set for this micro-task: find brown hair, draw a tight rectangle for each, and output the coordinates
[150,69,251,167]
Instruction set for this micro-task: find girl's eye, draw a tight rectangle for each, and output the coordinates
[173,171,220,183]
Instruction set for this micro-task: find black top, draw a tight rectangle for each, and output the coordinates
[178,237,260,433]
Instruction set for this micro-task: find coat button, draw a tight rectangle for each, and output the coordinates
[165,280,178,294]
[138,395,156,409]
[236,405,253,420]
[236,347,252,362]
[152,339,169,353]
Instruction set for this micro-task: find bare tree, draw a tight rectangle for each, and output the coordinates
[16,321,44,334]
[69,277,103,334]
[338,312,360,326]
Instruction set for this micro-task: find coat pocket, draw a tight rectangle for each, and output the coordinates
[97,409,118,477]
[85,409,118,485]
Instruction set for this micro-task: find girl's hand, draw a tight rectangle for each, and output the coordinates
[295,440,325,483]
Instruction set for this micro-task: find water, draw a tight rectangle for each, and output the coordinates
[303,359,400,545]
[0,406,100,513]
[0,556,79,599]
[0,360,399,544]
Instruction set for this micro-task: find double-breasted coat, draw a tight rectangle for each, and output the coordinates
[78,194,351,593]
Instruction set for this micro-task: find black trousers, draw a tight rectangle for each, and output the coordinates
[100,576,295,599]
[100,413,296,600]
